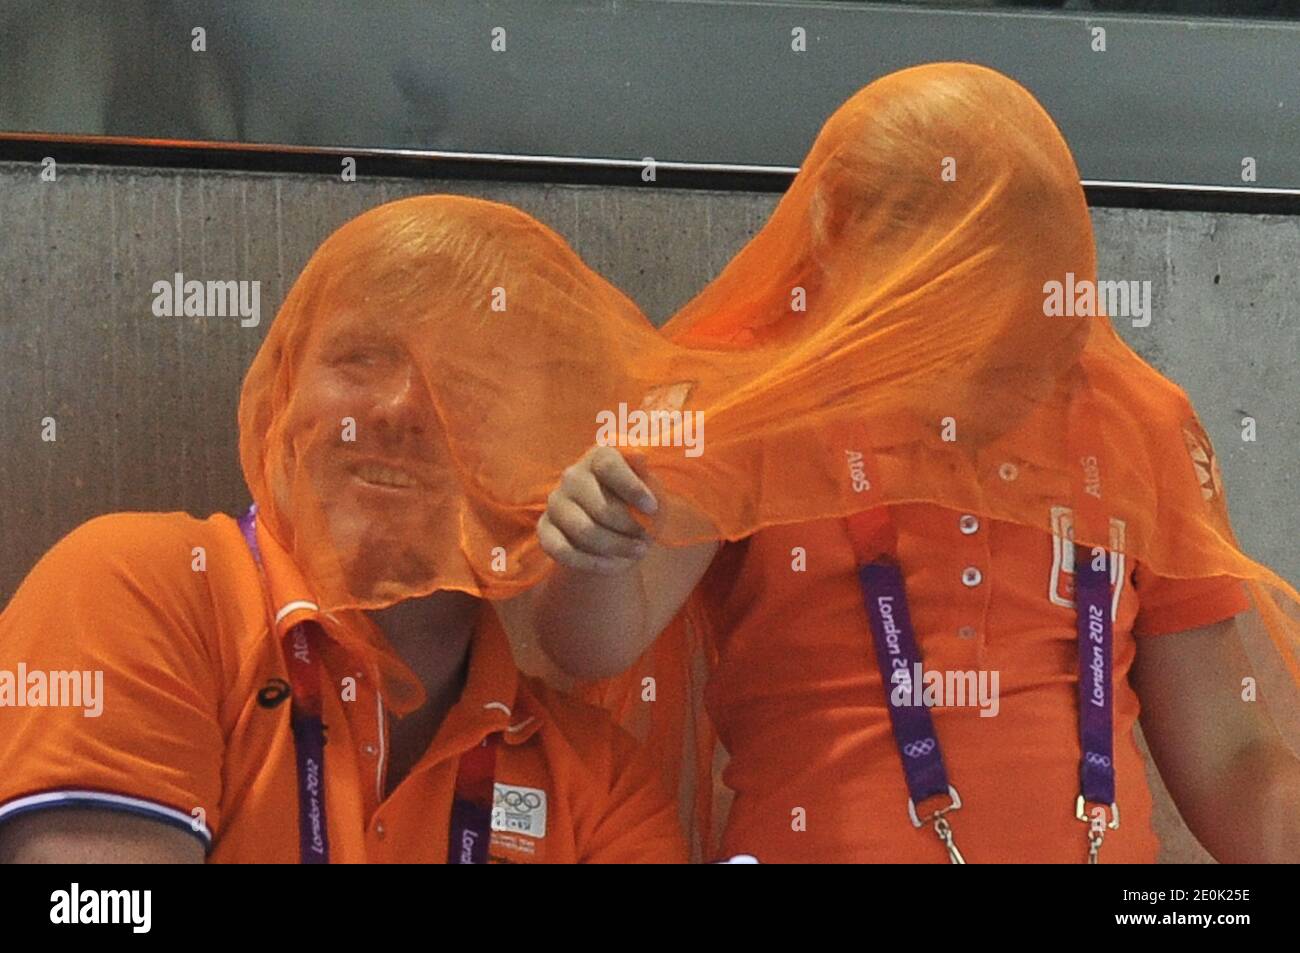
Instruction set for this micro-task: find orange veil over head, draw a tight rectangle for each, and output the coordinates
[237,64,1298,853]
[581,62,1300,852]
[237,193,669,613]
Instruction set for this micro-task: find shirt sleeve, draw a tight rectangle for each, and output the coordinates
[1131,560,1252,638]
[579,722,690,864]
[0,513,225,849]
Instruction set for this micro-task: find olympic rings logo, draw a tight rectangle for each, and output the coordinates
[903,738,936,758]
[496,789,543,811]
[1085,752,1112,768]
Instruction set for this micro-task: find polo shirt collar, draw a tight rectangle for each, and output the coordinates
[252,516,322,637]
[250,515,424,713]
[245,513,542,739]
[433,607,544,751]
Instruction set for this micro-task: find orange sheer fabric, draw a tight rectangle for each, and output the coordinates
[581,62,1300,855]
[237,65,1298,855]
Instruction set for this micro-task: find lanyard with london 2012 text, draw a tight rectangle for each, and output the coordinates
[844,510,1117,864]
[236,505,500,864]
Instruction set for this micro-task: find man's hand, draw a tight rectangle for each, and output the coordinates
[537,445,659,576]
[526,445,716,680]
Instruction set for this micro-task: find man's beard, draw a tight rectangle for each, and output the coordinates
[332,514,439,605]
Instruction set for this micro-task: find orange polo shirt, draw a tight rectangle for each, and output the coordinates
[701,501,1249,864]
[0,512,686,863]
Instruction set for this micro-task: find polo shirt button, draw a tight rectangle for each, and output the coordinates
[958,514,980,535]
[362,743,378,757]
[375,820,386,839]
[957,625,976,639]
[998,462,1019,482]
[961,566,983,587]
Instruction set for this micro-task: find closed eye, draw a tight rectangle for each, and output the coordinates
[336,349,378,365]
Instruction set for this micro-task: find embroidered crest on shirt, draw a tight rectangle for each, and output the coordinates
[492,783,547,840]
[1049,506,1126,621]
[1181,420,1223,502]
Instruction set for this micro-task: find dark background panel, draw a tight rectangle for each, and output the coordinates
[1,1,1297,196]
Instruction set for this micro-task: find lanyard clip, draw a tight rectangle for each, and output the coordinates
[933,815,966,865]
[909,785,965,864]
[1076,796,1120,864]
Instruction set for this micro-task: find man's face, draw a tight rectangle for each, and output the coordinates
[902,308,1092,451]
[273,312,443,597]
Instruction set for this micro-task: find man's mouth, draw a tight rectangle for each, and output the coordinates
[349,460,421,490]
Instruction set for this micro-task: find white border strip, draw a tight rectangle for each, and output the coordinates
[274,600,319,626]
[5,134,1300,198]
[375,692,388,803]
[1081,178,1300,198]
[0,789,213,845]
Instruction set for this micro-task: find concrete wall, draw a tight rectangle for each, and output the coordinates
[1,159,1297,862]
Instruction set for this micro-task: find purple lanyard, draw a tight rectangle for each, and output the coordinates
[449,735,499,864]
[857,563,953,810]
[286,636,330,864]
[237,506,330,863]
[1074,542,1118,861]
[236,506,499,864]
[850,511,1116,863]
